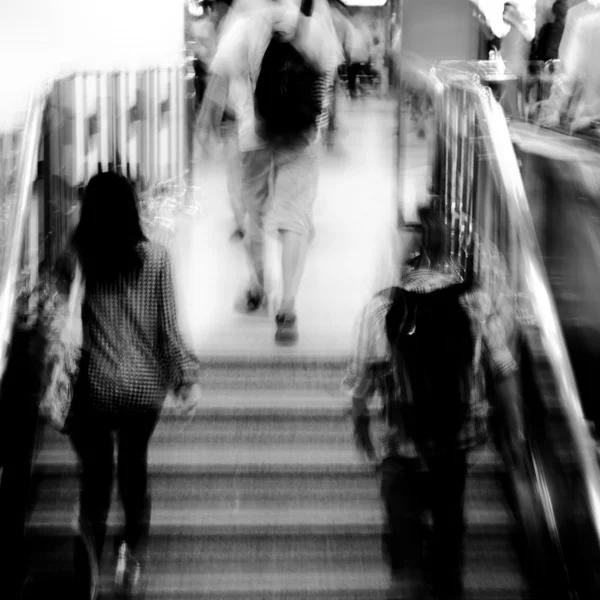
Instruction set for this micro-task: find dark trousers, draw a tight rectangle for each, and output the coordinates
[70,408,159,565]
[347,62,363,97]
[380,452,468,599]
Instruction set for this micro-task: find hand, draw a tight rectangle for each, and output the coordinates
[195,103,222,154]
[177,383,201,420]
[196,121,219,156]
[353,415,377,462]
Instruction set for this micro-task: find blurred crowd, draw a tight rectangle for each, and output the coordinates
[473,0,600,135]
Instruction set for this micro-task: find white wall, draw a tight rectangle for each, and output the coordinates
[0,0,184,133]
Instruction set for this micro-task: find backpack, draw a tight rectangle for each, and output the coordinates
[254,33,324,144]
[383,280,475,458]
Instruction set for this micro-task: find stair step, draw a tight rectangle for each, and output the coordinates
[37,392,525,458]
[196,355,349,367]
[27,505,522,589]
[35,442,504,470]
[29,505,516,536]
[27,382,528,597]
[21,568,529,600]
[159,390,352,410]
[193,358,348,391]
[32,443,509,510]
[138,568,528,597]
[27,541,523,590]
[39,393,361,448]
[29,529,520,570]
[34,473,507,511]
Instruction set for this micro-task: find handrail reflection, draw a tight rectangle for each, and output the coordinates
[0,83,50,383]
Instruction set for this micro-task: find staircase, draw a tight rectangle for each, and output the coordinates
[24,355,529,599]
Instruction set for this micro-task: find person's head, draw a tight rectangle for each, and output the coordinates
[270,0,303,40]
[72,171,147,284]
[416,205,447,267]
[552,0,568,22]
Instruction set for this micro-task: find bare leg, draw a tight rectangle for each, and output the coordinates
[279,231,309,315]
[246,238,265,294]
[239,148,271,299]
[225,121,245,234]
[270,141,318,341]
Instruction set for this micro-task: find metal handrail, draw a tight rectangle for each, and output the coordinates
[482,80,600,539]
[432,66,600,550]
[0,84,51,383]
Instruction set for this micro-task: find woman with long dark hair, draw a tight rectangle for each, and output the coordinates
[62,171,200,598]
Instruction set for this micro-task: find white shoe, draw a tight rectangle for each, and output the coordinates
[115,542,141,595]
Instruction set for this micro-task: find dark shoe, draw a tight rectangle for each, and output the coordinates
[230,227,245,242]
[115,542,142,598]
[234,289,268,314]
[275,313,298,345]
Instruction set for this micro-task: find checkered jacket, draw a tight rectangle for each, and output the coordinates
[343,248,517,459]
[75,241,200,414]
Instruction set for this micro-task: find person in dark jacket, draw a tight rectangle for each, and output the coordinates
[345,207,525,600]
[531,0,568,62]
[61,172,200,599]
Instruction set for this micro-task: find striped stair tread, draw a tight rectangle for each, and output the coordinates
[22,568,528,600]
[190,358,349,390]
[29,530,520,568]
[107,569,527,598]
[29,505,516,535]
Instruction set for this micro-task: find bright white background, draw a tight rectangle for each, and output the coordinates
[0,0,185,133]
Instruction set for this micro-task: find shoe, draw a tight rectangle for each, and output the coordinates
[230,227,244,242]
[275,313,298,345]
[115,542,141,598]
[234,289,268,314]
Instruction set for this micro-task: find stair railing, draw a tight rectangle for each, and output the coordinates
[0,81,52,599]
[0,85,49,384]
[428,63,600,597]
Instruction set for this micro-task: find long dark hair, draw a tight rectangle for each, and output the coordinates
[72,171,147,285]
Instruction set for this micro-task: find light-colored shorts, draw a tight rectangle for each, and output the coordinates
[240,139,319,243]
